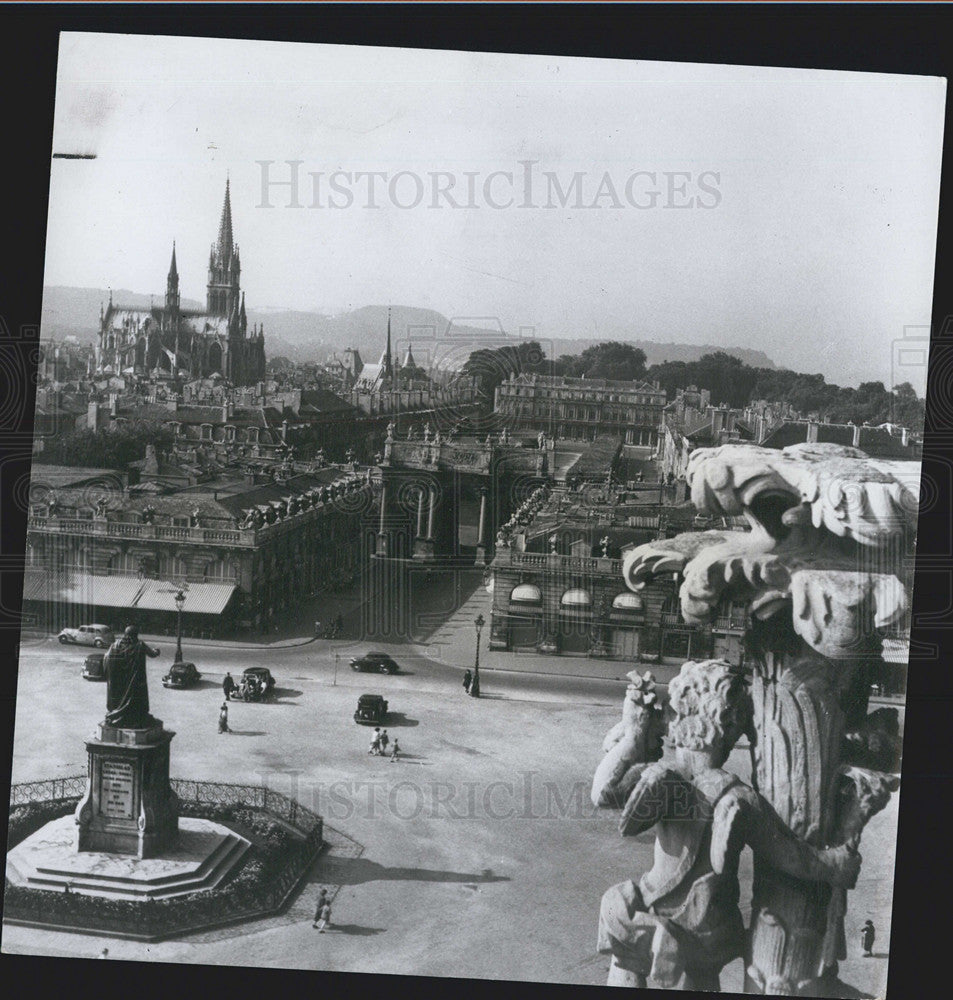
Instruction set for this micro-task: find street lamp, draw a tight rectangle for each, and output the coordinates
[173,589,186,664]
[471,613,485,698]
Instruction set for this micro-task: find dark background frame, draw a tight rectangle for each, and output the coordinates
[0,5,949,999]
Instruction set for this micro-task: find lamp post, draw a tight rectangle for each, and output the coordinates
[471,613,485,697]
[173,589,186,664]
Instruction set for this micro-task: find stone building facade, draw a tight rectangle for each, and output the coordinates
[23,466,371,635]
[488,545,749,664]
[494,373,666,449]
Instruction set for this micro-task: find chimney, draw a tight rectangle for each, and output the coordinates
[143,443,159,475]
[87,400,99,430]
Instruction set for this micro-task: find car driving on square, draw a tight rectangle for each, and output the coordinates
[350,651,400,674]
[58,624,115,649]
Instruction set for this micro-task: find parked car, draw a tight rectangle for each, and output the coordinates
[350,651,400,674]
[162,662,202,689]
[354,693,389,725]
[82,652,106,681]
[228,666,276,702]
[58,624,114,648]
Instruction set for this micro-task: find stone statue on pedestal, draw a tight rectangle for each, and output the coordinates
[104,626,160,730]
[76,623,179,858]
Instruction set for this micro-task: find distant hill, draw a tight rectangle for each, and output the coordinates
[41,286,777,371]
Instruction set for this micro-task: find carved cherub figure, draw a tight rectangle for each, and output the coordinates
[597,659,860,991]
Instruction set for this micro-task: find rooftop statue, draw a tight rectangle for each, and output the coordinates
[616,443,912,995]
[596,660,861,992]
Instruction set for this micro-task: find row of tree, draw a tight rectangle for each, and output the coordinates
[462,341,925,431]
[39,422,175,469]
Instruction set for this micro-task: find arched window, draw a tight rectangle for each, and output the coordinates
[560,589,591,607]
[208,341,223,374]
[510,584,542,603]
[612,592,643,611]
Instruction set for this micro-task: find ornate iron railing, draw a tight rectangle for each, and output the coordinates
[5,776,324,940]
[9,775,322,842]
[9,775,88,806]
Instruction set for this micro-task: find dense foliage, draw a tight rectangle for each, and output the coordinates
[39,421,175,468]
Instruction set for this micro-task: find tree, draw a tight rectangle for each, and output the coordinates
[462,341,550,402]
[41,421,175,468]
[569,342,648,381]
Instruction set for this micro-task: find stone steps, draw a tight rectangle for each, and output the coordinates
[6,816,252,901]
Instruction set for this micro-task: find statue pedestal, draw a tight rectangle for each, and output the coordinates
[75,721,179,859]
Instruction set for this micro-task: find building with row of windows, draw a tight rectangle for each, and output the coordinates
[493,373,667,450]
[23,463,372,636]
[488,535,749,665]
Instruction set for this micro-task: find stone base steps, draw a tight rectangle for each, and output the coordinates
[6,817,251,901]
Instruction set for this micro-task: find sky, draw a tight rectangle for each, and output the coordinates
[44,32,946,394]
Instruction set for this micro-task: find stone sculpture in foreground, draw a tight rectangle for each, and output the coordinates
[603,443,912,995]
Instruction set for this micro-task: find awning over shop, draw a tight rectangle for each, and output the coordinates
[21,570,144,608]
[22,571,237,616]
[134,578,237,615]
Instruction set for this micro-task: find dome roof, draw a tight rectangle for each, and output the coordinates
[560,588,592,607]
[511,584,542,602]
[612,592,644,610]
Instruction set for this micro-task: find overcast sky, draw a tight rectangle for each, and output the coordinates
[45,32,945,393]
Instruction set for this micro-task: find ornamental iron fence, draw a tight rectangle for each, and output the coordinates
[5,775,324,940]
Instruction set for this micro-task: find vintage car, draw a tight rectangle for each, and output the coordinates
[58,624,115,648]
[350,651,400,674]
[82,652,106,681]
[162,662,202,689]
[354,693,389,725]
[228,666,276,701]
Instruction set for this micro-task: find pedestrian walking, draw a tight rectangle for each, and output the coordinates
[369,727,381,755]
[218,702,230,734]
[223,672,235,699]
[463,669,472,694]
[98,948,109,959]
[861,919,876,957]
[390,738,401,762]
[379,729,389,753]
[315,898,332,933]
[312,888,329,929]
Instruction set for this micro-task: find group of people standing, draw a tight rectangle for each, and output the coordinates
[369,726,400,760]
[223,670,267,702]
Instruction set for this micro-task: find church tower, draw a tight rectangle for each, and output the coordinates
[207,179,241,318]
[165,242,180,313]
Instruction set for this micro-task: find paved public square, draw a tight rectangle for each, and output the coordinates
[2,635,898,996]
